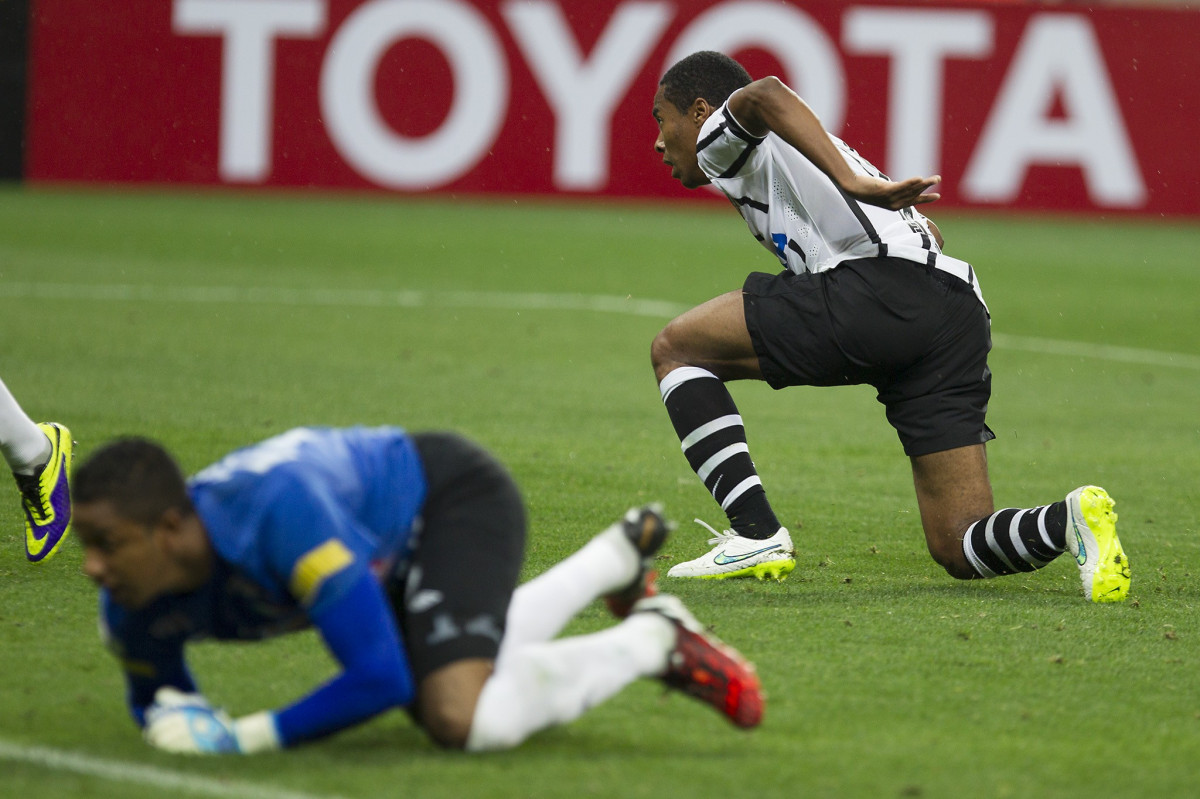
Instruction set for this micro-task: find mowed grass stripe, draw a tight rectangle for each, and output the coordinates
[2,280,1198,371]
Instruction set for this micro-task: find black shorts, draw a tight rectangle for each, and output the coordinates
[388,432,526,682]
[743,257,995,457]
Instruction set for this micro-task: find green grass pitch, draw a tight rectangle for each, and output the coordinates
[0,186,1198,798]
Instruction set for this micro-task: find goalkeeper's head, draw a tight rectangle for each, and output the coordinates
[73,438,209,609]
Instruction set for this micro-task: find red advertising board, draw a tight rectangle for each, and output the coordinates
[25,0,1200,215]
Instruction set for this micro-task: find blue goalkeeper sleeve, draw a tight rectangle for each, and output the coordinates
[272,570,416,746]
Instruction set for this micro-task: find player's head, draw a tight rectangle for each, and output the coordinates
[73,438,202,608]
[75,438,193,524]
[659,51,752,114]
[653,51,752,189]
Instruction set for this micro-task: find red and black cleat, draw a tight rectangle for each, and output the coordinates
[634,594,764,729]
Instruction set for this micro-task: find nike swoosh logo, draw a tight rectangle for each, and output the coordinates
[1073,525,1087,566]
[713,544,781,565]
[25,513,60,559]
[26,528,51,557]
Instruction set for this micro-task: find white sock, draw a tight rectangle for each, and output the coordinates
[0,379,50,474]
[500,520,639,655]
[465,613,673,752]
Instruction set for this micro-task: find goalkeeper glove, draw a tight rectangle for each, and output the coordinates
[143,687,281,755]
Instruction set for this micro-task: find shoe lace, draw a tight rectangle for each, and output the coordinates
[693,518,738,547]
[14,471,50,519]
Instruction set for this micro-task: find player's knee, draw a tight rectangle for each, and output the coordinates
[925,535,976,580]
[419,696,477,750]
[415,660,494,750]
[652,320,701,381]
[650,324,677,373]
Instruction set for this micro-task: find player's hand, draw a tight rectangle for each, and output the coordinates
[843,174,941,210]
[143,687,241,755]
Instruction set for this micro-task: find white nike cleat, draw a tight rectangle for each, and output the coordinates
[1065,485,1130,603]
[666,520,794,581]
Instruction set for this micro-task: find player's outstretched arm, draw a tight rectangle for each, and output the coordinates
[727,76,940,211]
[140,572,414,755]
[269,570,417,748]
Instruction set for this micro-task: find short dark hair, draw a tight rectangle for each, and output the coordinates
[74,438,193,525]
[659,51,752,113]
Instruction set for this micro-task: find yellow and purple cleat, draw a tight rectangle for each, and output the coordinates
[15,422,74,564]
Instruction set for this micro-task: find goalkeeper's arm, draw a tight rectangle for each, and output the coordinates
[142,570,415,754]
[271,568,416,746]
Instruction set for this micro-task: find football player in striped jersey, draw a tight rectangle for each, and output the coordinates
[649,51,1128,602]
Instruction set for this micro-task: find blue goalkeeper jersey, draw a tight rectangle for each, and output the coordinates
[99,426,427,746]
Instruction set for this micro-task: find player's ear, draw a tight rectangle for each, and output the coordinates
[153,506,188,547]
[690,97,713,125]
[158,506,184,531]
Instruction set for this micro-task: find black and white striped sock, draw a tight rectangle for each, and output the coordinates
[659,367,780,539]
[961,502,1067,577]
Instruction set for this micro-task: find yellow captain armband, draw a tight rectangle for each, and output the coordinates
[289,539,355,605]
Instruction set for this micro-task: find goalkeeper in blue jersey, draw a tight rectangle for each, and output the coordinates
[72,426,762,755]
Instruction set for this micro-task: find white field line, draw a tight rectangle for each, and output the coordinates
[990,333,1200,371]
[0,281,684,319]
[0,738,347,799]
[2,281,1199,371]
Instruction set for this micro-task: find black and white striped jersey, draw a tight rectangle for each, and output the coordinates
[696,101,986,310]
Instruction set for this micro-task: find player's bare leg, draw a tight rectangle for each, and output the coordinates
[911,443,1130,601]
[652,291,793,578]
[416,659,494,748]
[651,290,762,382]
[910,444,994,578]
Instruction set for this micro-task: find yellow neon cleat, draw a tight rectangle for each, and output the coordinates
[1065,486,1130,602]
